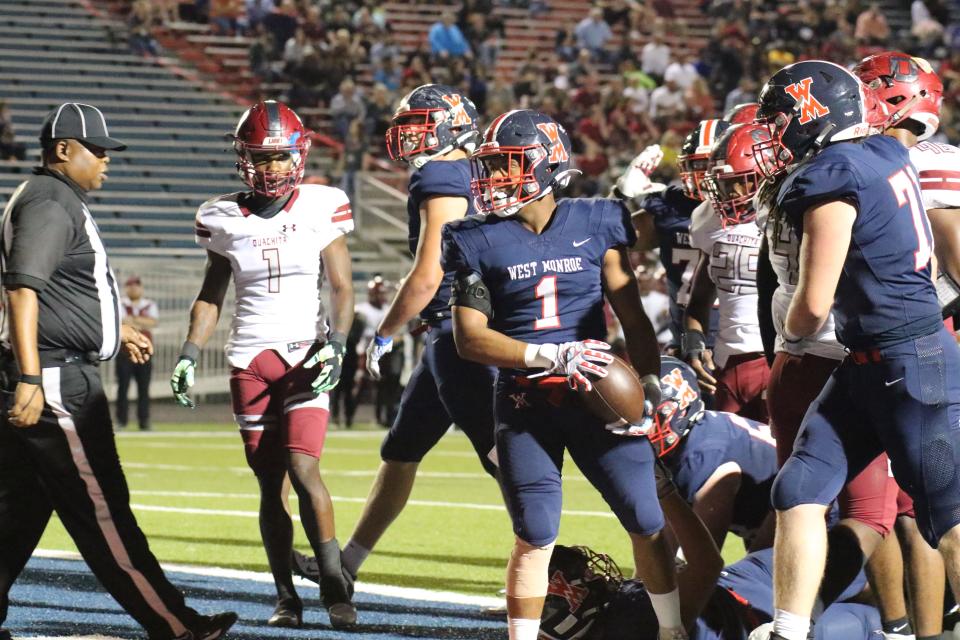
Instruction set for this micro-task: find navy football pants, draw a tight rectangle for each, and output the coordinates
[495,378,664,546]
[380,321,498,475]
[772,329,960,546]
[0,362,202,638]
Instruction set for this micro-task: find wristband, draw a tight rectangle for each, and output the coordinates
[19,373,42,385]
[374,334,392,347]
[329,332,348,346]
[523,343,559,369]
[179,341,200,362]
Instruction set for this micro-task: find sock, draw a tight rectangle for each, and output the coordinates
[648,588,683,629]
[317,538,342,578]
[507,617,540,640]
[772,608,810,640]
[882,617,912,635]
[341,539,370,577]
[915,636,939,640]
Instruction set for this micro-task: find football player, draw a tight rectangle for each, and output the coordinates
[169,101,356,629]
[442,109,684,640]
[683,122,770,421]
[750,60,960,640]
[654,356,778,552]
[343,84,500,581]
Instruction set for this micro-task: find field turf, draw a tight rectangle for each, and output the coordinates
[36,423,748,598]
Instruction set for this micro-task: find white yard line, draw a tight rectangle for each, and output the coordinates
[129,441,480,457]
[31,548,504,608]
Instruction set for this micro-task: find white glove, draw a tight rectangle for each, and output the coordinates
[616,144,667,198]
[554,340,614,392]
[365,335,393,381]
[747,623,774,640]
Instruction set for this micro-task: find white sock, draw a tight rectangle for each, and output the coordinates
[772,608,810,640]
[648,587,683,629]
[341,539,370,576]
[507,617,540,640]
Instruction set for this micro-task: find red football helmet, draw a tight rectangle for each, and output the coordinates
[703,124,773,227]
[854,52,943,141]
[723,102,759,125]
[232,101,311,198]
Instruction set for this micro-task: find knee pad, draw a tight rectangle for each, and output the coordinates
[506,537,555,599]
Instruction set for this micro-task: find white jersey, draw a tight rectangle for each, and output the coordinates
[755,200,845,360]
[195,184,354,369]
[910,141,960,210]
[689,201,764,367]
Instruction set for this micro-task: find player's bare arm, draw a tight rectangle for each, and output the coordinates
[378,196,466,339]
[683,252,718,392]
[6,286,43,427]
[690,462,742,550]
[602,245,659,378]
[631,210,659,253]
[185,251,233,348]
[321,235,355,337]
[451,303,528,368]
[785,202,855,339]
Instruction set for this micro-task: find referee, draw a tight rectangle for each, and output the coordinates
[0,103,236,639]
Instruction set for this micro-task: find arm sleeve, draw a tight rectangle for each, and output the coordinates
[756,236,779,366]
[777,160,860,227]
[598,199,637,248]
[2,199,72,291]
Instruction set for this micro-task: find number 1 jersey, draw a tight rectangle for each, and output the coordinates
[194,184,354,368]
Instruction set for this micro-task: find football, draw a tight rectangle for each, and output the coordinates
[577,355,647,424]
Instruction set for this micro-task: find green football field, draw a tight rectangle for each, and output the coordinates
[37,423,747,597]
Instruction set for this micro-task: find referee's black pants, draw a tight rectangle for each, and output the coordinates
[0,361,203,638]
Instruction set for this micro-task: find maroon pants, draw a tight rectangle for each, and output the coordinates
[715,352,771,423]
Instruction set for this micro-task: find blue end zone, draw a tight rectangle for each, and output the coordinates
[8,556,504,639]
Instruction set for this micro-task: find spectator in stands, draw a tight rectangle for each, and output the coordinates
[370,29,400,65]
[116,276,158,432]
[338,118,366,201]
[706,34,743,102]
[0,103,25,162]
[723,76,756,113]
[912,0,945,53]
[575,7,614,62]
[685,76,715,121]
[330,78,366,142]
[373,57,402,92]
[641,31,672,84]
[854,3,890,45]
[664,51,699,90]
[248,24,274,80]
[365,83,395,141]
[649,77,685,126]
[262,0,298,57]
[556,22,578,62]
[429,12,472,60]
[245,0,274,31]
[209,0,244,34]
[128,0,160,56]
[462,12,500,68]
[282,26,309,72]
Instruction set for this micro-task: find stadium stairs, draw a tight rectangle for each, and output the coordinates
[0,0,404,282]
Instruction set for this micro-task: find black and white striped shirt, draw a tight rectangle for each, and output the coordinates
[1,168,121,360]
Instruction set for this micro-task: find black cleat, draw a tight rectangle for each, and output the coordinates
[0,629,12,640]
[267,599,302,628]
[186,612,238,640]
[291,549,320,584]
[321,574,357,629]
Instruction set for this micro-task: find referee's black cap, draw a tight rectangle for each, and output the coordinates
[39,103,127,151]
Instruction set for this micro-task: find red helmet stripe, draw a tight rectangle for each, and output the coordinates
[486,109,519,143]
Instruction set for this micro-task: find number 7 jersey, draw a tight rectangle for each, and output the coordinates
[194,184,354,368]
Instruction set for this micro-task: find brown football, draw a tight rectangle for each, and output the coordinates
[576,355,647,424]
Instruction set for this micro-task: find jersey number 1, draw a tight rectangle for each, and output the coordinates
[534,276,560,329]
[262,248,281,292]
[889,168,933,270]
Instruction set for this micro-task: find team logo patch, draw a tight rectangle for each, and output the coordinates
[536,122,569,163]
[262,136,286,146]
[660,367,698,411]
[441,94,473,126]
[509,392,530,409]
[548,570,589,613]
[784,77,830,125]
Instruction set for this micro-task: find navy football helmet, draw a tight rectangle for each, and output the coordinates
[385,83,481,168]
[650,356,705,457]
[677,119,732,200]
[471,109,579,216]
[753,60,886,178]
[540,545,622,640]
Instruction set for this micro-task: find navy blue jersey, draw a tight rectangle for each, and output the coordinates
[668,411,778,539]
[407,158,475,324]
[641,186,701,346]
[777,136,941,349]
[442,198,635,367]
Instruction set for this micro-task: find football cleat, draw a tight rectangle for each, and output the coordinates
[321,574,358,629]
[291,549,320,583]
[163,612,238,640]
[267,598,302,628]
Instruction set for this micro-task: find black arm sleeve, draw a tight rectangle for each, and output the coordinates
[2,199,72,291]
[756,236,778,367]
[449,272,493,318]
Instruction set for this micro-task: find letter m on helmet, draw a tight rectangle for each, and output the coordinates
[441,94,473,127]
[784,77,831,125]
[536,122,570,163]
